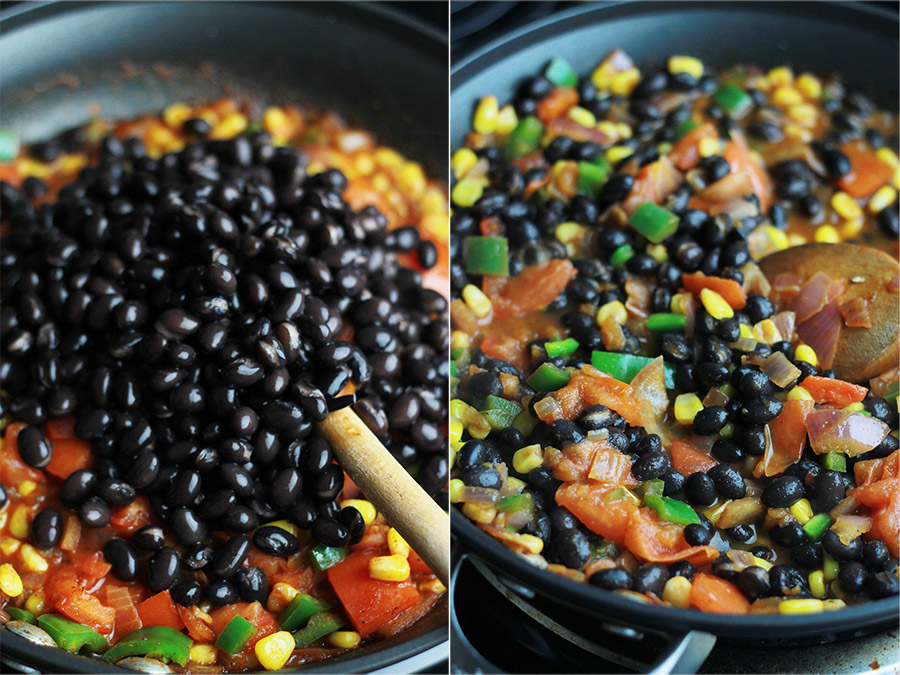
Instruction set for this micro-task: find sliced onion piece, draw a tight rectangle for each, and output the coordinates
[831,514,873,545]
[460,486,501,505]
[790,272,845,323]
[805,407,891,456]
[759,351,801,388]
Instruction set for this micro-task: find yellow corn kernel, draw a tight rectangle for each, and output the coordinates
[809,570,826,599]
[752,556,773,571]
[496,105,519,135]
[18,159,54,180]
[10,505,29,540]
[698,137,721,158]
[700,499,731,526]
[517,534,544,555]
[831,192,862,220]
[788,233,807,247]
[507,477,527,493]
[752,319,782,345]
[513,444,543,475]
[670,293,688,314]
[610,67,641,96]
[667,55,703,80]
[421,578,447,594]
[25,590,45,615]
[255,631,295,671]
[795,73,822,100]
[784,123,812,143]
[674,393,704,424]
[772,86,803,107]
[262,107,292,140]
[647,244,668,264]
[340,500,377,527]
[893,166,899,190]
[824,555,840,581]
[146,124,181,155]
[767,66,794,87]
[841,219,864,238]
[190,644,218,665]
[605,145,633,163]
[387,528,410,558]
[876,147,899,169]
[451,177,484,207]
[375,147,404,168]
[450,419,463,443]
[449,478,465,503]
[20,544,48,573]
[307,161,326,177]
[555,221,584,244]
[163,102,192,129]
[210,112,248,140]
[787,386,814,402]
[464,408,491,440]
[18,480,37,497]
[398,162,427,200]
[0,563,23,597]
[596,120,619,141]
[270,582,299,606]
[790,498,814,524]
[597,300,627,326]
[327,631,361,649]
[462,284,492,319]
[822,599,847,611]
[615,123,633,140]
[795,344,818,367]
[461,501,497,524]
[779,598,824,615]
[450,398,470,420]
[451,332,470,354]
[814,225,840,243]
[699,288,734,320]
[0,537,21,556]
[59,154,88,174]
[567,106,596,129]
[787,103,817,127]
[662,575,692,608]
[473,95,499,135]
[261,520,300,538]
[843,402,865,413]
[657,141,673,155]
[869,185,897,214]
[369,554,411,582]
[763,225,789,250]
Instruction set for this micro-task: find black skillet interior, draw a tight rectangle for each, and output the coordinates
[0,1,447,672]
[450,0,900,644]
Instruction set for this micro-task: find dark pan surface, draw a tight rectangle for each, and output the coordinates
[450,0,899,643]
[0,1,447,672]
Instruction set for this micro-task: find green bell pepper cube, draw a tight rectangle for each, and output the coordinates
[712,85,753,118]
[545,337,579,358]
[466,236,509,277]
[215,615,257,654]
[646,313,687,332]
[512,409,538,436]
[672,119,698,141]
[293,611,344,647]
[0,130,19,162]
[803,513,833,541]
[885,381,899,404]
[576,161,609,195]
[590,351,676,389]
[309,544,348,572]
[6,607,36,624]
[101,626,193,666]
[450,361,457,378]
[481,395,522,430]
[526,362,571,391]
[610,244,634,268]
[821,452,847,472]
[280,593,331,632]
[37,614,108,653]
[639,479,666,499]
[544,56,578,88]
[497,493,534,514]
[505,117,544,160]
[643,494,701,525]
[629,202,679,243]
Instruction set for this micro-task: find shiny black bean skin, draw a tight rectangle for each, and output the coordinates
[104,538,140,581]
[199,489,237,520]
[126,452,160,490]
[338,507,366,545]
[79,497,112,528]
[17,426,53,468]
[147,546,180,592]
[205,579,239,606]
[133,524,166,551]
[313,465,344,501]
[209,535,251,578]
[312,517,351,547]
[166,470,202,507]
[260,400,304,434]
[268,468,302,510]
[155,309,201,339]
[170,580,202,607]
[822,530,863,561]
[183,545,214,571]
[60,469,98,508]
[170,507,207,546]
[219,463,254,497]
[589,568,633,591]
[219,505,258,532]
[253,526,300,556]
[235,567,268,604]
[761,475,804,508]
[289,496,318,529]
[31,508,63,548]
[97,479,136,506]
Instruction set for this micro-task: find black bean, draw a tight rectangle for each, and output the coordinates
[104,538,140,581]
[809,470,846,512]
[312,517,351,547]
[337,507,366,545]
[147,546,180,593]
[822,530,863,561]
[588,568,633,591]
[463,466,503,490]
[685,472,717,506]
[869,571,900,598]
[761,475,804,508]
[17,426,52,468]
[631,451,670,481]
[552,529,591,569]
[171,580,202,607]
[838,561,870,594]
[683,522,713,546]
[711,438,743,463]
[235,567,268,604]
[792,541,824,569]
[206,578,239,606]
[708,464,747,499]
[60,469,98,508]
[31,508,63,548]
[738,566,770,599]
[79,497,111,528]
[97,479,136,506]
[633,563,669,597]
[209,535,251,578]
[268,468,302,510]
[692,406,728,435]
[862,540,889,572]
[133,524,166,551]
[253,526,300,557]
[170,507,207,546]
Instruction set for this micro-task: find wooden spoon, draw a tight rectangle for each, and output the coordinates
[757,243,900,382]
[317,407,450,585]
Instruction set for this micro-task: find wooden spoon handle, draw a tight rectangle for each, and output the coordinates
[317,407,450,585]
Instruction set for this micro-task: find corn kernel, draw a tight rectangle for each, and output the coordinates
[163,102,192,129]
[375,147,404,168]
[461,502,497,524]
[495,104,519,135]
[190,644,218,665]
[615,123,633,140]
[674,393,704,424]
[18,480,36,497]
[327,631,361,649]
[876,147,899,169]
[605,145,633,163]
[25,590,45,615]
[507,477,527,493]
[451,332,470,355]
[452,177,484,207]
[772,86,803,107]
[513,444,543,475]
[788,233,807,247]
[698,137,721,158]
[831,191,862,220]
[657,141,672,155]
[591,63,616,91]
[670,293,688,314]
[767,66,794,87]
[824,555,840,581]
[814,225,840,243]
[421,578,447,594]
[752,319,782,345]
[843,402,865,413]
[763,225,789,250]
[473,95,499,135]
[517,534,544,555]
[270,582,299,605]
[260,520,300,538]
[0,537,21,556]
[387,528,410,558]
[59,154,88,174]
[450,398,470,420]
[462,284,492,319]
[450,418,464,444]
[790,498,814,524]
[784,123,812,143]
[869,185,897,214]
[20,544,48,573]
[18,159,54,180]
[788,103,817,126]
[647,244,668,264]
[10,505,29,540]
[555,222,584,244]
[610,67,641,96]
[699,288,734,320]
[340,500,377,527]
[662,575,692,607]
[893,166,899,190]
[795,344,818,367]
[369,554,411,582]
[597,300,627,326]
[795,73,822,100]
[209,112,248,140]
[0,563,23,597]
[738,322,754,340]
[787,386,814,401]
[597,120,620,141]
[779,598,824,615]
[841,219,864,238]
[464,408,491,440]
[255,631,295,671]
[809,570,826,598]
[449,478,465,503]
[667,55,703,80]
[752,556,773,571]
[822,599,847,611]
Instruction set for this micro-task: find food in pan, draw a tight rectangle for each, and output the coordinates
[450,51,899,614]
[0,99,449,671]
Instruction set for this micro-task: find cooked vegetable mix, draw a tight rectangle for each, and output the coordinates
[0,99,447,670]
[450,51,899,614]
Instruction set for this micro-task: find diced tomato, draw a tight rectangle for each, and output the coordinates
[479,217,503,237]
[488,259,577,318]
[755,399,813,478]
[621,157,683,214]
[850,450,899,557]
[536,88,579,123]
[837,143,894,198]
[45,437,93,479]
[209,602,278,650]
[668,122,718,170]
[136,591,185,631]
[623,508,718,565]
[0,422,43,485]
[408,549,431,574]
[722,135,774,212]
[556,481,636,544]
[669,441,718,476]
[546,366,643,427]
[110,496,153,535]
[375,592,440,638]
[681,272,747,309]
[800,376,868,407]
[588,441,640,487]
[105,585,143,641]
[77,551,112,585]
[45,568,116,635]
[327,550,420,637]
[690,573,751,614]
[43,416,76,441]
[180,606,215,642]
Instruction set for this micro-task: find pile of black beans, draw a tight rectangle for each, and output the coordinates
[1,124,448,604]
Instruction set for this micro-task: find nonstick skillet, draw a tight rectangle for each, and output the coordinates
[0,1,447,672]
[450,1,899,670]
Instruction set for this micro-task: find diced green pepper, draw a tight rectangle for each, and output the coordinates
[639,479,666,499]
[610,244,634,268]
[37,614,108,653]
[0,130,19,163]
[526,362,571,391]
[505,116,544,160]
[481,395,522,430]
[590,351,676,389]
[673,119,698,141]
[803,513,833,541]
[545,337,579,358]
[629,202,679,243]
[643,494,701,525]
[101,626,193,666]
[450,361,458,378]
[646,313,687,332]
[821,452,847,472]
[293,611,344,647]
[512,409,538,436]
[576,161,609,195]
[466,236,510,277]
[280,593,330,633]
[885,381,899,404]
[6,607,36,624]
[544,57,578,88]
[590,539,619,561]
[215,615,257,654]
[712,85,753,118]
[309,544,348,572]
[497,493,534,513]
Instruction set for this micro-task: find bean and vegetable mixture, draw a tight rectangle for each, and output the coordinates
[0,99,448,671]
[450,51,899,615]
